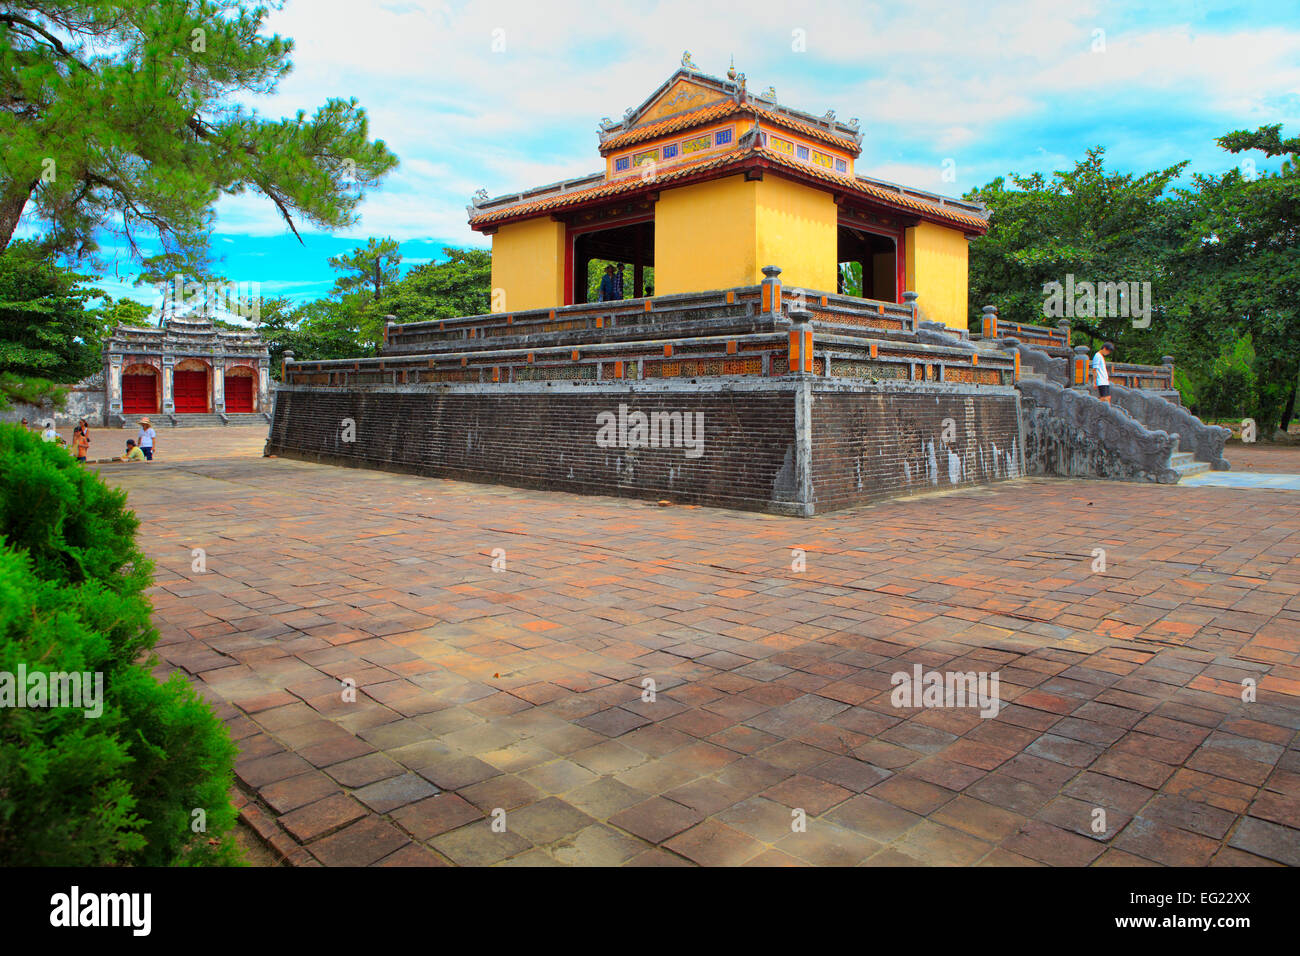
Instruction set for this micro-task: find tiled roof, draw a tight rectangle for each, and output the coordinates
[752,147,989,231]
[469,150,743,226]
[469,142,988,233]
[598,100,739,152]
[599,99,860,154]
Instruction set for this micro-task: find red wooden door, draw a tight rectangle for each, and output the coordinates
[122,373,158,414]
[173,369,208,413]
[225,375,253,412]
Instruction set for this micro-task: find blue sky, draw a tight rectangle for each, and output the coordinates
[60,0,1300,311]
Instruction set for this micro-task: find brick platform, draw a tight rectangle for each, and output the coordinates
[268,379,1023,515]
[100,449,1300,866]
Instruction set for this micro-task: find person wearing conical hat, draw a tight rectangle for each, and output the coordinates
[137,418,156,461]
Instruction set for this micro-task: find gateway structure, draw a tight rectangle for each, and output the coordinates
[105,296,272,425]
[266,58,1226,513]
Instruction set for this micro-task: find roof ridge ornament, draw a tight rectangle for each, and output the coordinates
[681,50,699,71]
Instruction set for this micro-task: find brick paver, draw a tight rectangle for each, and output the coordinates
[95,430,1300,866]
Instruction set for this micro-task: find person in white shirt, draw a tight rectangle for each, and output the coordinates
[41,421,58,442]
[1091,342,1114,403]
[137,418,157,460]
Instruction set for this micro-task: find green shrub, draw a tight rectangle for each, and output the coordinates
[0,424,239,865]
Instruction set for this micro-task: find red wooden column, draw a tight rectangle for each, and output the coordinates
[633,226,644,299]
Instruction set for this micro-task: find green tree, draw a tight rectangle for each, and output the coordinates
[256,295,378,374]
[0,2,399,266]
[328,237,402,301]
[1171,126,1300,433]
[383,246,491,323]
[964,148,1186,359]
[96,295,153,328]
[0,241,105,407]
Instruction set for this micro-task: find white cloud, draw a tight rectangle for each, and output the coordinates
[173,0,1298,244]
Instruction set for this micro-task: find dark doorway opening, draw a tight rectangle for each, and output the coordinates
[572,220,655,304]
[837,223,898,301]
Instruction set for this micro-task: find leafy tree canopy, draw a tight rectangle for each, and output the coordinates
[328,236,401,300]
[0,1,399,269]
[966,134,1298,431]
[0,240,104,406]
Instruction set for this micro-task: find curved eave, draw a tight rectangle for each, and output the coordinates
[469,151,988,235]
[598,101,861,156]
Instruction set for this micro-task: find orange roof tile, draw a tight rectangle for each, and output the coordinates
[751,104,862,152]
[469,150,745,226]
[469,142,987,233]
[599,101,741,153]
[600,99,860,154]
[753,147,989,231]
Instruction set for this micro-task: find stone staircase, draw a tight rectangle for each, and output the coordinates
[111,411,270,428]
[980,329,1229,483]
[1169,444,1211,480]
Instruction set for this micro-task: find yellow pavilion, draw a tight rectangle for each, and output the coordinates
[468,54,989,329]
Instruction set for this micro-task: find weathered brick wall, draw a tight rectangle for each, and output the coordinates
[809,382,1023,510]
[269,382,804,513]
[0,387,107,427]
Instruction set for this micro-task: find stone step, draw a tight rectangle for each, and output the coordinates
[115,412,268,428]
[224,413,272,426]
[1170,452,1211,479]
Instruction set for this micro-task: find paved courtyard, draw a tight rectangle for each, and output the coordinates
[96,428,1300,866]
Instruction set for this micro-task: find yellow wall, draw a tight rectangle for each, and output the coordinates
[654,174,758,294]
[904,221,969,329]
[490,218,566,312]
[754,176,838,296]
[488,176,972,314]
[654,173,837,296]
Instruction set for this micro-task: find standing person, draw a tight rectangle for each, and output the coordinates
[137,417,156,460]
[598,264,619,302]
[77,418,91,457]
[72,423,91,463]
[1092,342,1114,404]
[41,421,59,442]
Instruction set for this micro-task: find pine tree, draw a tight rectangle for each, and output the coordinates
[0,2,399,267]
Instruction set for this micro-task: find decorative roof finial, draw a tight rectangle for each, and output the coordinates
[761,86,777,103]
[681,50,699,71]
[727,55,737,81]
